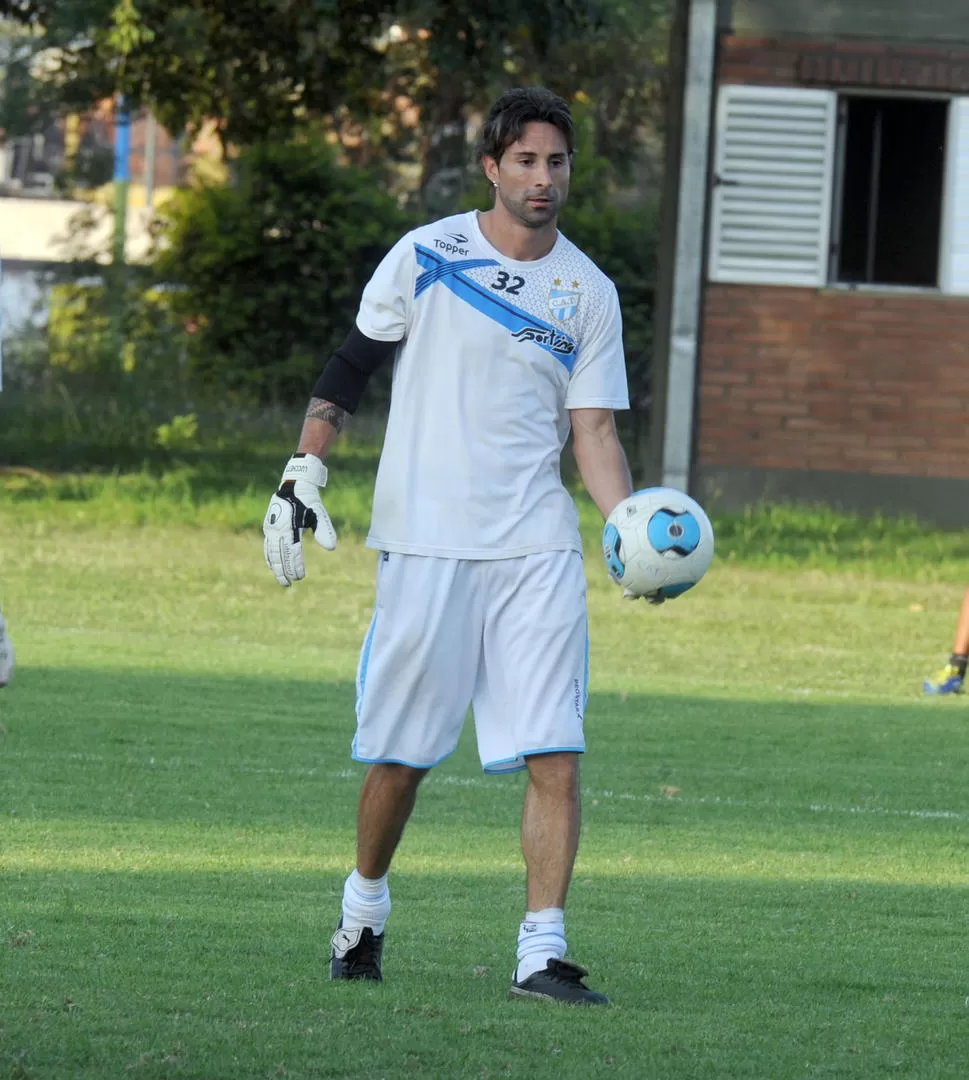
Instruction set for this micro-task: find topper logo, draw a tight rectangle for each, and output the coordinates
[433,238,470,256]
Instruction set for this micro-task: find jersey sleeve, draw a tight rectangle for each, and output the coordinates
[564,281,630,411]
[355,232,416,342]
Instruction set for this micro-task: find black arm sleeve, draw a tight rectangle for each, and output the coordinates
[311,327,399,414]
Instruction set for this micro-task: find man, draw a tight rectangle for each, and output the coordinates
[263,87,650,1005]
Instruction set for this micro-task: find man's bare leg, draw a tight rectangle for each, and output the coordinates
[951,587,969,657]
[332,762,428,981]
[356,762,428,879]
[512,751,606,1002]
[521,752,580,910]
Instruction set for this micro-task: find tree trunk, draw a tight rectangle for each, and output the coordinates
[419,67,468,217]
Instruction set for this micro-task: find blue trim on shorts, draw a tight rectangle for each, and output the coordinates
[355,610,378,714]
[351,747,456,770]
[483,745,586,775]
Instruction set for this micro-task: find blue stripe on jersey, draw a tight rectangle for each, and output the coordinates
[413,243,578,372]
[415,256,499,297]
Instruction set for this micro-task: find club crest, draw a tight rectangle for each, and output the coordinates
[548,278,581,321]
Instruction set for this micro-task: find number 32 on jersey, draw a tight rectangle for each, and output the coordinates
[490,269,524,296]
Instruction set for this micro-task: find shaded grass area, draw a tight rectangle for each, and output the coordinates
[712,501,969,574]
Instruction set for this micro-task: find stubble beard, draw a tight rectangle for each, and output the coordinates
[499,189,564,230]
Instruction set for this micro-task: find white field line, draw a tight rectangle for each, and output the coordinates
[56,754,968,823]
[379,771,969,822]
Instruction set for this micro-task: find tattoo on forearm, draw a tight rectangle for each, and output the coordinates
[305,397,347,432]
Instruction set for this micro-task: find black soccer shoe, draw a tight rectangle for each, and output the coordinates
[509,959,610,1005]
[330,920,384,981]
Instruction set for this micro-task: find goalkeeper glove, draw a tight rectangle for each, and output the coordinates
[263,453,336,587]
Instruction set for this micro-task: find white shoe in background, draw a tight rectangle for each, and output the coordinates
[0,607,15,687]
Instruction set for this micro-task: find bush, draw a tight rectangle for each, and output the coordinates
[0,277,202,468]
[152,134,417,404]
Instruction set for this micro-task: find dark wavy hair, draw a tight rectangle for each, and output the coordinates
[478,87,575,164]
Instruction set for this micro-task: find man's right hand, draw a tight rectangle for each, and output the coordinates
[263,454,337,587]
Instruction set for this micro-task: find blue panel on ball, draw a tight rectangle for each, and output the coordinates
[660,581,694,599]
[674,512,701,553]
[647,509,701,556]
[602,522,625,582]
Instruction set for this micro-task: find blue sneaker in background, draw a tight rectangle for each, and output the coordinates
[923,663,964,695]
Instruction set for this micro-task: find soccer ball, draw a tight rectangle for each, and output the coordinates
[602,487,714,600]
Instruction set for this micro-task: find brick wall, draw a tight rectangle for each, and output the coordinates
[719,35,969,91]
[698,286,969,479]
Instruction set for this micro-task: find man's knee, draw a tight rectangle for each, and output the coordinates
[366,761,429,793]
[524,751,580,790]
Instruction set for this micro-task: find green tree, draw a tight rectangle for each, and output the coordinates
[151,133,415,403]
[387,1,602,212]
[1,2,668,198]
[1,0,667,438]
[1,0,389,147]
[342,1,670,211]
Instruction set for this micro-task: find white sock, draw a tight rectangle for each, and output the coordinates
[341,869,391,935]
[515,907,567,983]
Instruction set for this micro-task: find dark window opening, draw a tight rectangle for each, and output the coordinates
[832,96,947,288]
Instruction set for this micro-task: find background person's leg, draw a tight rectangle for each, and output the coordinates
[924,585,969,694]
[949,586,969,656]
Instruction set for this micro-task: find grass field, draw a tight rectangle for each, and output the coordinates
[2,470,969,1079]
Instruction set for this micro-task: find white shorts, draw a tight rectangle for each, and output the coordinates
[354,550,589,774]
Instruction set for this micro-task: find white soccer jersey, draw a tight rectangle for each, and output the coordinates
[357,210,629,559]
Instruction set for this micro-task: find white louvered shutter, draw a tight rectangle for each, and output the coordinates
[709,85,837,287]
[941,97,969,295]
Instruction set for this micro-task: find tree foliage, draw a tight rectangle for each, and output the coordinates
[150,134,414,402]
[0,2,669,201]
[1,0,390,146]
[0,2,615,146]
[0,0,667,428]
